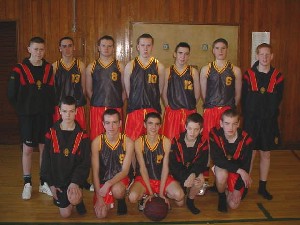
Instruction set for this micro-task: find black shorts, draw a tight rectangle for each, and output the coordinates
[243,117,280,150]
[53,187,70,208]
[19,113,53,147]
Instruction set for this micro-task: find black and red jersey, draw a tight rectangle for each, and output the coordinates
[7,58,55,115]
[90,59,123,108]
[54,58,86,107]
[98,133,127,183]
[127,57,161,113]
[167,65,196,110]
[204,61,236,108]
[136,135,166,180]
[41,121,90,188]
[169,132,208,186]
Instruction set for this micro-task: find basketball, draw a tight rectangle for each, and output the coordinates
[143,196,168,221]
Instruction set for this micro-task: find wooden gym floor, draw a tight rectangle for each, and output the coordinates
[0,145,299,225]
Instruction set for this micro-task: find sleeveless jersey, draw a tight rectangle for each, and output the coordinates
[167,65,196,110]
[99,134,126,183]
[127,57,161,113]
[204,61,235,108]
[138,135,165,180]
[90,59,123,107]
[54,59,86,106]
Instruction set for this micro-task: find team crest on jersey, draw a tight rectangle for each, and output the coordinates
[111,72,118,81]
[36,80,42,90]
[260,87,266,94]
[71,74,80,83]
[63,148,70,157]
[274,137,279,145]
[156,154,163,164]
[119,154,125,164]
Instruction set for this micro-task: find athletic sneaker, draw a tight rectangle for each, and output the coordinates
[22,183,32,200]
[197,181,210,196]
[39,182,53,196]
[89,184,94,192]
[138,195,147,211]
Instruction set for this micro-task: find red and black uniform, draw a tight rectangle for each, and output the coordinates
[135,135,175,194]
[98,133,127,184]
[7,58,55,146]
[169,132,208,189]
[125,57,161,141]
[162,65,197,140]
[41,121,91,189]
[89,59,123,140]
[242,61,284,150]
[53,59,86,129]
[202,61,236,141]
[210,127,253,193]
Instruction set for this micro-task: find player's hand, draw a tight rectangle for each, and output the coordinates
[99,181,112,197]
[94,196,108,218]
[237,169,252,188]
[50,186,61,200]
[159,194,171,209]
[67,183,82,205]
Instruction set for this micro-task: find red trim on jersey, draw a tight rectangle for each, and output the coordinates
[267,69,279,93]
[20,64,35,84]
[43,64,51,84]
[72,132,83,154]
[13,67,26,85]
[50,128,60,153]
[247,69,258,91]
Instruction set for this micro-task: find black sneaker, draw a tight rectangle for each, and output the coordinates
[76,201,87,215]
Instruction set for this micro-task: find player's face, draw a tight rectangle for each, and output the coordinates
[220,115,239,138]
[144,117,161,136]
[59,39,74,58]
[60,104,77,123]
[98,39,114,58]
[256,47,273,67]
[174,47,190,66]
[28,43,45,61]
[212,42,228,60]
[103,114,121,136]
[137,38,153,59]
[185,121,202,141]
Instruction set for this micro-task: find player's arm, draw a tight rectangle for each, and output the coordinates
[100,136,134,195]
[78,60,87,97]
[192,67,201,103]
[158,62,165,94]
[162,67,170,107]
[118,61,127,101]
[159,137,171,198]
[124,60,134,98]
[91,136,102,197]
[52,61,58,76]
[233,65,242,106]
[135,137,153,195]
[85,63,93,100]
[199,65,209,101]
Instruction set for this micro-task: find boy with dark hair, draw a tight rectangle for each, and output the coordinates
[41,96,90,218]
[210,109,253,212]
[170,113,208,214]
[128,112,185,210]
[8,36,55,200]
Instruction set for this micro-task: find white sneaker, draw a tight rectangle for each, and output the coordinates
[22,183,32,200]
[89,184,94,192]
[197,181,210,196]
[39,182,53,196]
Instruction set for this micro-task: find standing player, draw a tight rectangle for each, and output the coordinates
[170,113,208,214]
[8,36,55,200]
[52,36,87,130]
[41,96,90,218]
[210,109,253,212]
[242,43,284,200]
[128,112,185,210]
[124,33,165,141]
[200,38,242,191]
[162,42,200,140]
[91,109,134,218]
[86,35,125,141]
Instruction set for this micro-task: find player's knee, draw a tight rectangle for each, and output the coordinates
[111,184,126,199]
[228,199,240,209]
[94,208,108,219]
[128,191,139,203]
[170,188,185,203]
[59,207,72,218]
